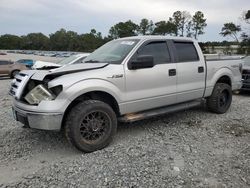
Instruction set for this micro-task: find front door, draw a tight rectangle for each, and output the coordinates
[124,40,177,114]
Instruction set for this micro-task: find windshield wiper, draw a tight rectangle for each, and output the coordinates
[85,60,100,63]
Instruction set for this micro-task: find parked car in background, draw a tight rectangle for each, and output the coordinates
[16,59,34,68]
[241,56,250,91]
[32,53,90,70]
[0,52,7,55]
[0,60,28,78]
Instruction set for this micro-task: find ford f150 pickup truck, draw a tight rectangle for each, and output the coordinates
[9,36,242,152]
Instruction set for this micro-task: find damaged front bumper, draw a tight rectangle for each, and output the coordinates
[12,101,63,131]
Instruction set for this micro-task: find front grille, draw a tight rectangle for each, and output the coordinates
[242,74,250,81]
[242,69,250,75]
[242,73,250,82]
[9,73,31,100]
[242,69,250,83]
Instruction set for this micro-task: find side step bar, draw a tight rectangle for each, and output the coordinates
[118,100,202,123]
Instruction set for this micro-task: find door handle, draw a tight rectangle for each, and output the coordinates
[198,66,204,73]
[169,69,176,76]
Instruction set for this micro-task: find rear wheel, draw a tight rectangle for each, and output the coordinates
[11,70,20,78]
[65,100,117,152]
[207,83,232,114]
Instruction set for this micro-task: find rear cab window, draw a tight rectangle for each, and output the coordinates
[174,41,199,62]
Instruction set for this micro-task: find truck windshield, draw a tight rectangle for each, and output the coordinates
[83,39,139,64]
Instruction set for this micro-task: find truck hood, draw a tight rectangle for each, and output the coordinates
[30,63,108,81]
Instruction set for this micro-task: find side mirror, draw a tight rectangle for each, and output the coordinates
[128,55,154,70]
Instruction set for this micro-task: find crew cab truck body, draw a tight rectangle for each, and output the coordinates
[10,36,242,152]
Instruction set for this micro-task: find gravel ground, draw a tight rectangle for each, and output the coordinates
[0,77,249,188]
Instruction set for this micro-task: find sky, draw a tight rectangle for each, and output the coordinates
[0,0,249,42]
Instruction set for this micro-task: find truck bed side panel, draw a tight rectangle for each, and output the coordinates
[204,59,242,97]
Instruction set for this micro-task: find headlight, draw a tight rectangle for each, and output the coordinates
[24,84,56,105]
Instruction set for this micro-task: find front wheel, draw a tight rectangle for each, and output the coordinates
[207,83,232,114]
[65,100,117,152]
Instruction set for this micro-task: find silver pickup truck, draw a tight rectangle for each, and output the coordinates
[10,36,242,152]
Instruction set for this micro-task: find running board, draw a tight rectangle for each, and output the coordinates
[119,100,202,123]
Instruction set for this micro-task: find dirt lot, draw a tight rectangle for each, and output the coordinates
[0,77,249,188]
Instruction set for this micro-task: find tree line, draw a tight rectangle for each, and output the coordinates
[0,10,207,52]
[0,29,107,52]
[218,10,250,54]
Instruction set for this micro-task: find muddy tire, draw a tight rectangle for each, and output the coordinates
[207,83,232,114]
[65,100,117,152]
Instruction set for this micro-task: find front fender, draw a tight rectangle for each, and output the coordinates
[62,78,125,104]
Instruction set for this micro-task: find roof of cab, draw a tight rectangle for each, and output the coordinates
[116,35,196,42]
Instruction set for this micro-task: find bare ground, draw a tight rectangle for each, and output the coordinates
[0,78,249,188]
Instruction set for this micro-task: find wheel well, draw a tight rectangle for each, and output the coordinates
[62,91,120,129]
[10,69,20,77]
[10,69,20,74]
[216,76,231,86]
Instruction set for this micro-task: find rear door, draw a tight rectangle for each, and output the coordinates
[124,40,177,113]
[172,40,206,103]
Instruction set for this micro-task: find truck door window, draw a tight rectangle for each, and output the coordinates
[137,41,171,64]
[174,42,199,62]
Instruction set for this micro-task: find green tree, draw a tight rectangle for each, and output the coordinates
[109,20,139,39]
[191,11,207,39]
[220,22,241,42]
[239,33,250,54]
[241,10,250,54]
[186,21,192,37]
[21,33,50,50]
[172,11,191,36]
[245,10,250,22]
[77,29,105,52]
[65,31,79,51]
[138,18,154,35]
[0,34,22,49]
[49,29,80,51]
[49,29,69,51]
[153,21,177,35]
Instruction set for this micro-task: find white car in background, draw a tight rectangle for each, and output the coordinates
[32,53,90,70]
